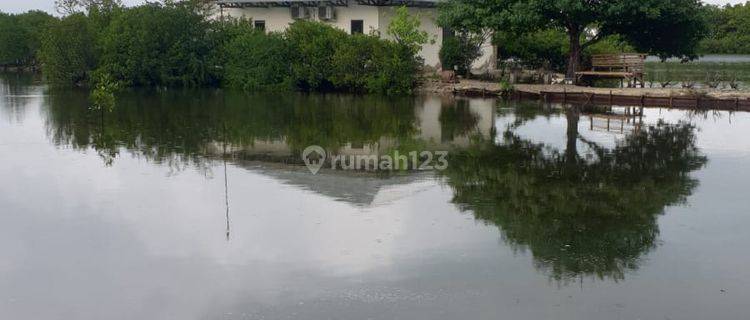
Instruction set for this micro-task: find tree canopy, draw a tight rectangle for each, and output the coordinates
[0,11,55,67]
[439,0,708,79]
[23,1,424,94]
[700,2,750,54]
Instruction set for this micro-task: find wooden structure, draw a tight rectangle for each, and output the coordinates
[585,107,644,134]
[531,90,750,111]
[575,54,646,88]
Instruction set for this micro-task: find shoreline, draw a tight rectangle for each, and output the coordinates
[420,78,750,99]
[419,78,750,110]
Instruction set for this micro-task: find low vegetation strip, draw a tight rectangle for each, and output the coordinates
[1,1,426,95]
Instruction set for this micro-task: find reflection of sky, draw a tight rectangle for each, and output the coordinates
[2,89,750,319]
[499,104,750,158]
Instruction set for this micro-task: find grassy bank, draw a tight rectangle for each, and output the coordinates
[645,60,750,89]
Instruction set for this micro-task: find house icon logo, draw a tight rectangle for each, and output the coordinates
[302,145,326,175]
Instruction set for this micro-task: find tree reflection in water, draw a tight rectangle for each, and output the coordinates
[441,104,708,281]
[42,89,709,281]
[43,90,419,169]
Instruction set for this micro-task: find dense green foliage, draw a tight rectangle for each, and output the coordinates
[700,3,750,54]
[494,29,633,73]
[285,21,347,91]
[222,27,293,91]
[97,2,219,87]
[0,11,55,67]
[39,14,98,86]
[3,2,422,94]
[439,34,482,75]
[43,90,422,164]
[221,20,421,94]
[329,33,417,94]
[439,0,708,78]
[494,29,568,71]
[6,7,422,95]
[387,6,432,56]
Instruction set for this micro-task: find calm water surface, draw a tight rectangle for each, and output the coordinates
[1,73,750,320]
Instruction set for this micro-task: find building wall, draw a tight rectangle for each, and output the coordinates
[219,3,494,71]
[376,6,442,69]
[221,4,382,35]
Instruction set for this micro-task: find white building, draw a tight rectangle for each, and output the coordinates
[214,0,495,71]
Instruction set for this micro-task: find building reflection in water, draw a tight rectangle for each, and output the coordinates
[42,91,707,281]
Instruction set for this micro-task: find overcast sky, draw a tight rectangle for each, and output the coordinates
[0,0,747,15]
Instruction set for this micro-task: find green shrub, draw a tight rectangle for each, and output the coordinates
[0,11,56,67]
[97,2,218,87]
[89,72,121,112]
[387,6,432,56]
[286,21,348,91]
[281,20,419,94]
[23,3,422,94]
[330,34,382,92]
[366,42,419,95]
[439,37,463,73]
[439,35,481,75]
[223,30,293,91]
[39,14,97,86]
[329,34,418,94]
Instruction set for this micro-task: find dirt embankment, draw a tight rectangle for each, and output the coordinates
[419,78,750,100]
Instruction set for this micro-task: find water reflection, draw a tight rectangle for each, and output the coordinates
[7,74,750,318]
[44,90,494,168]
[442,103,708,280]
[40,88,710,281]
[0,73,43,123]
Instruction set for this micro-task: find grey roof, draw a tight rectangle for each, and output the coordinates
[216,0,440,7]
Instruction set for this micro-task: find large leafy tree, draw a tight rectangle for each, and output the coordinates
[39,13,97,86]
[0,11,55,67]
[699,3,750,54]
[439,0,708,81]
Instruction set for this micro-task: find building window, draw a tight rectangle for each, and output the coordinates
[350,20,363,34]
[254,20,266,32]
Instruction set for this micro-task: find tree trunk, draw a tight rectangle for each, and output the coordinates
[565,106,580,164]
[566,29,582,83]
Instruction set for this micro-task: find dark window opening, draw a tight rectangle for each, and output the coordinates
[351,20,364,34]
[442,27,454,44]
[254,20,266,31]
